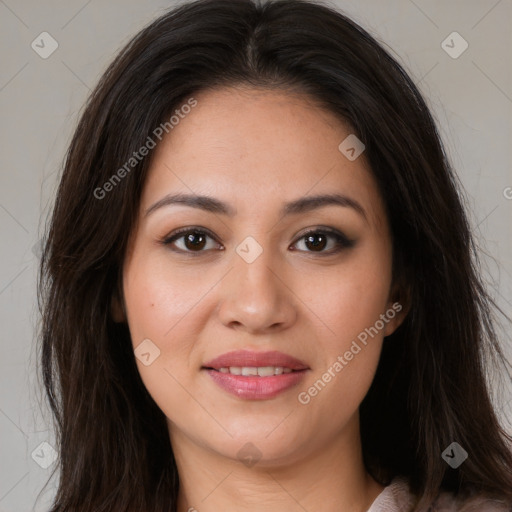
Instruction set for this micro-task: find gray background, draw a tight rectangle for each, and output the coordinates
[0,0,511,510]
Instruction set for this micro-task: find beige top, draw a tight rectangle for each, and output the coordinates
[366,477,511,511]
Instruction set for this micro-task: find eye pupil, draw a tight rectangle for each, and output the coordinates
[185,232,207,251]
[305,234,327,251]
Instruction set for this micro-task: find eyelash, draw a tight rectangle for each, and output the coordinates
[159,226,355,256]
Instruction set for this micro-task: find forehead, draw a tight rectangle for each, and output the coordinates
[141,86,386,230]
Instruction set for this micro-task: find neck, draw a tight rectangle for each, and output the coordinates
[171,416,384,512]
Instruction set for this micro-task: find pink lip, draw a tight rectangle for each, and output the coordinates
[203,350,308,370]
[202,350,309,400]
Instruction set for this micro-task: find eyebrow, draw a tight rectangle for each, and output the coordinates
[144,192,367,220]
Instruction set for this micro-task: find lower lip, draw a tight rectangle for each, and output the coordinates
[204,369,307,400]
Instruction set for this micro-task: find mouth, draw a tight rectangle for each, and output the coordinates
[203,349,309,371]
[205,366,299,376]
[202,350,309,400]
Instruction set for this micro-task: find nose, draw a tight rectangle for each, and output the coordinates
[216,244,297,335]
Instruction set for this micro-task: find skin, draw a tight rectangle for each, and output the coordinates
[112,86,408,512]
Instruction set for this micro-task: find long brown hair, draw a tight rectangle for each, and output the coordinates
[37,0,512,510]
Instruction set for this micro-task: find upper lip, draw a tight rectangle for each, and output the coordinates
[203,350,309,370]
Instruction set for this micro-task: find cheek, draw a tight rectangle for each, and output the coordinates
[295,240,391,420]
[122,256,213,427]
[123,252,209,345]
[311,244,392,352]
[297,274,387,436]
[297,338,383,445]
[122,253,212,394]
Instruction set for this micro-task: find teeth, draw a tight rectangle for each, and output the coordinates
[217,366,295,376]
[257,366,275,377]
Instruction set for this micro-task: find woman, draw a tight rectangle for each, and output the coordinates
[37,0,512,510]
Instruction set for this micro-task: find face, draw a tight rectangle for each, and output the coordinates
[114,86,405,468]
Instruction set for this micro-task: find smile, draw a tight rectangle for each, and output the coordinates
[215,366,295,376]
[202,350,309,400]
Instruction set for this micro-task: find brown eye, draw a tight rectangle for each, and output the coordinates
[303,233,328,252]
[162,228,221,253]
[291,228,355,254]
[183,232,207,251]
